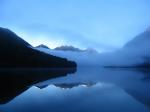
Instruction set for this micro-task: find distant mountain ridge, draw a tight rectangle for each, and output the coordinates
[36,44,50,49]
[55,45,83,52]
[54,45,98,53]
[0,27,76,68]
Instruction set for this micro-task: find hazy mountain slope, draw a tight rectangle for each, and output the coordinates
[97,28,150,67]
[125,28,150,49]
[122,28,150,67]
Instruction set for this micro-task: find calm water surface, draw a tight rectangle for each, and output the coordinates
[0,67,150,112]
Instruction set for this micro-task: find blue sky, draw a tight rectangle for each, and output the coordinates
[1,0,150,51]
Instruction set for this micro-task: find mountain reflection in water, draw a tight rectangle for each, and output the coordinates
[0,68,150,112]
[0,68,76,104]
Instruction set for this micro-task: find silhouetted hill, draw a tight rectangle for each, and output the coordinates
[36,44,50,49]
[0,27,76,68]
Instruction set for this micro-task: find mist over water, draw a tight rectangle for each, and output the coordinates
[1,1,150,112]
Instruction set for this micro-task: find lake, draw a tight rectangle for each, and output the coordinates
[0,67,150,112]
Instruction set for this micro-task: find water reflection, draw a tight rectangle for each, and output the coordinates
[0,68,150,112]
[37,82,96,89]
[0,68,76,104]
[0,83,149,112]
